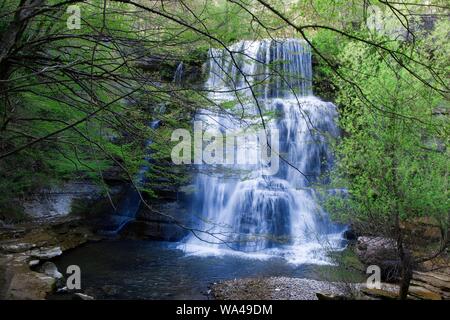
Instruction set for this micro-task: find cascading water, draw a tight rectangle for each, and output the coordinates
[97,120,160,235]
[173,62,184,85]
[181,39,344,264]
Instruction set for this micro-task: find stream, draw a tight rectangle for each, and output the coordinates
[51,240,347,300]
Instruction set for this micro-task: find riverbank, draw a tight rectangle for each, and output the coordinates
[0,215,99,299]
[211,275,450,300]
[211,277,359,300]
[1,219,448,300]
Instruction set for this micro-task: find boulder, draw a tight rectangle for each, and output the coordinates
[38,262,63,280]
[356,236,401,281]
[6,270,56,300]
[29,246,62,260]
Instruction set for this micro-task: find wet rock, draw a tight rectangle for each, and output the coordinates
[73,292,95,300]
[29,246,62,260]
[38,262,63,280]
[28,260,40,267]
[0,207,98,300]
[57,286,68,293]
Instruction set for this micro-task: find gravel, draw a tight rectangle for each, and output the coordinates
[211,277,357,300]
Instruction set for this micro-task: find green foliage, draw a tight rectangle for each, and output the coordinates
[0,0,448,232]
[0,1,163,213]
[324,29,449,235]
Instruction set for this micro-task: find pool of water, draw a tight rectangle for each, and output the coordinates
[51,240,346,300]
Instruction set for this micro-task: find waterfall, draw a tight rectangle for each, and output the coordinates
[180,39,344,264]
[173,62,184,84]
[97,120,160,235]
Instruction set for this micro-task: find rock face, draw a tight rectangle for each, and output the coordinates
[120,220,187,241]
[356,236,402,280]
[411,271,450,300]
[0,215,96,300]
[21,181,102,218]
[136,53,206,85]
[120,201,190,241]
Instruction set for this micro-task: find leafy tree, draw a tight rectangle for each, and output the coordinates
[325,26,449,298]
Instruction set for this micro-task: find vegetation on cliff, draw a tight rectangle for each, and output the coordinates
[0,0,448,299]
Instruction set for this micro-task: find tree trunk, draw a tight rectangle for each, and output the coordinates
[0,0,45,73]
[399,254,413,300]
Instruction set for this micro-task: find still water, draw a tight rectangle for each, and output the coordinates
[52,240,343,300]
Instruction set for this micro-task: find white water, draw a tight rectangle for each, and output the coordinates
[179,39,344,265]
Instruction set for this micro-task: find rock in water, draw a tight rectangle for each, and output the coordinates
[38,262,63,280]
[73,292,95,300]
[29,246,62,260]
